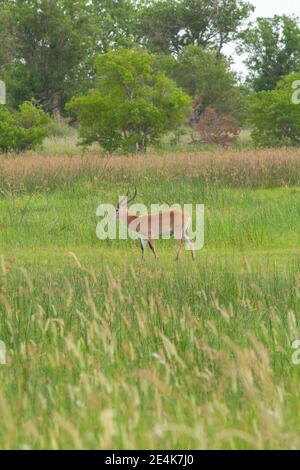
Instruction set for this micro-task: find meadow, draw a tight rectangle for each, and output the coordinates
[1,145,300,449]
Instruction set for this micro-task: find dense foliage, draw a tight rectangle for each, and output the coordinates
[67,49,191,153]
[239,15,300,91]
[138,0,254,54]
[158,46,244,120]
[0,102,51,153]
[1,0,300,151]
[0,0,251,116]
[248,73,300,147]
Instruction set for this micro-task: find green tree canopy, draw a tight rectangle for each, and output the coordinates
[158,45,245,120]
[248,72,300,147]
[0,0,94,114]
[0,3,15,75]
[0,0,253,118]
[90,0,140,52]
[239,15,300,91]
[139,0,253,54]
[67,49,191,153]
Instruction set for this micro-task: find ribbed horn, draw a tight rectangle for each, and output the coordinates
[127,186,137,204]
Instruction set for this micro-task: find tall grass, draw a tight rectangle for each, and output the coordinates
[0,255,300,449]
[1,149,300,449]
[2,148,300,194]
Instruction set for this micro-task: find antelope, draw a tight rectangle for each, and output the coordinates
[115,187,196,261]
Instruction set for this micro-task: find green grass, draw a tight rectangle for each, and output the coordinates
[1,158,300,449]
[1,182,300,251]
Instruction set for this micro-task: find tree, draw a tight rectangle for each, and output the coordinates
[0,0,253,116]
[66,49,191,153]
[0,102,51,153]
[1,0,94,115]
[158,45,244,120]
[138,0,253,54]
[90,0,140,53]
[239,15,300,91]
[248,73,300,147]
[0,3,15,74]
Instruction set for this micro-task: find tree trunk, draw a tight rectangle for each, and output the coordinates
[137,140,146,154]
[51,92,62,121]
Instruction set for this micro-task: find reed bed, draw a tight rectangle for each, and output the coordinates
[1,147,300,193]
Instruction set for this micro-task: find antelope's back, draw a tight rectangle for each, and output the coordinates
[131,209,191,239]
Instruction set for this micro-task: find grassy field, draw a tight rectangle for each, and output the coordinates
[1,147,300,449]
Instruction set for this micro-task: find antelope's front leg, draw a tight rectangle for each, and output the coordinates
[140,239,147,261]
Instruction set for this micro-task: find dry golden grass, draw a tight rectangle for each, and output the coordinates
[1,147,300,191]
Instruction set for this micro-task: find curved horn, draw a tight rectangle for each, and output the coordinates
[127,186,137,204]
[117,187,131,207]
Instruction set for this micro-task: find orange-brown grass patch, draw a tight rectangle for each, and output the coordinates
[1,147,300,192]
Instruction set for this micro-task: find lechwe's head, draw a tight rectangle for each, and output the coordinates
[115,186,137,219]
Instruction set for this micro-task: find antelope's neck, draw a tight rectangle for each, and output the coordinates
[120,210,138,226]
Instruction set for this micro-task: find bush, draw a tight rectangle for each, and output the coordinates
[66,48,191,154]
[0,102,51,153]
[195,107,240,145]
[248,72,300,147]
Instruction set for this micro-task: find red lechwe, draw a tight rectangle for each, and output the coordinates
[114,187,196,261]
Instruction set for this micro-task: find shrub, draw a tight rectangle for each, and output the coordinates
[0,102,51,153]
[195,107,240,145]
[248,72,300,147]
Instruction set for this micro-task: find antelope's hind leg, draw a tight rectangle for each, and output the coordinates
[175,238,184,261]
[148,238,159,260]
